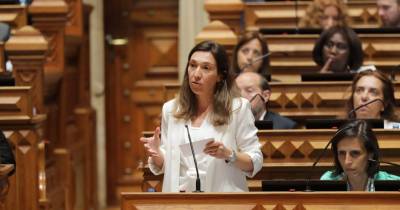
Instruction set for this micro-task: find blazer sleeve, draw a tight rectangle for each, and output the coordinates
[148,102,168,175]
[234,99,263,178]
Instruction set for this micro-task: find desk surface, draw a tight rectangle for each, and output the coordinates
[122,192,400,210]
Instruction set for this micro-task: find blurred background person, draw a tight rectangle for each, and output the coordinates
[346,70,400,128]
[321,120,400,191]
[140,41,262,192]
[231,32,270,78]
[300,0,351,30]
[313,26,363,73]
[235,72,297,129]
[377,0,400,27]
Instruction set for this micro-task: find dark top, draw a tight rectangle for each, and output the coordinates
[263,111,297,129]
[0,130,15,176]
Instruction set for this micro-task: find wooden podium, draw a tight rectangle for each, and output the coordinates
[121,192,400,210]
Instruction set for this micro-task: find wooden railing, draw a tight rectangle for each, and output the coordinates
[0,86,47,210]
[121,192,400,210]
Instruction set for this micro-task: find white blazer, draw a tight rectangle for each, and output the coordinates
[149,97,263,192]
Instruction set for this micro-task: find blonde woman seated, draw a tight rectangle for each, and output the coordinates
[300,0,351,30]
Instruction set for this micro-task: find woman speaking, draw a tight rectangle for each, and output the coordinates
[140,41,263,192]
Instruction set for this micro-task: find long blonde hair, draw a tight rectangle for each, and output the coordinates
[174,41,237,126]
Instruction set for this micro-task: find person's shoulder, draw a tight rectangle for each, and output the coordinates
[268,112,297,128]
[162,99,178,114]
[375,171,400,180]
[232,97,249,112]
[163,99,176,109]
[320,171,342,180]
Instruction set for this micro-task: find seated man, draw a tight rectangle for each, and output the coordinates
[377,0,400,27]
[235,72,297,129]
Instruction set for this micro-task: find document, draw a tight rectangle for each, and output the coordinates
[179,138,214,157]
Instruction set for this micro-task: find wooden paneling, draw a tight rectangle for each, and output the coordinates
[0,88,48,210]
[244,1,381,30]
[0,87,32,121]
[204,0,244,33]
[141,129,400,191]
[5,26,48,114]
[163,81,400,119]
[105,0,179,205]
[122,192,400,210]
[0,5,27,28]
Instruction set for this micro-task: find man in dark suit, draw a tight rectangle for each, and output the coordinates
[0,130,15,176]
[236,72,297,129]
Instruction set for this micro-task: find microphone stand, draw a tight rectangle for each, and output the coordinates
[305,138,332,192]
[185,125,203,192]
[347,98,385,119]
[241,52,272,71]
[305,124,356,191]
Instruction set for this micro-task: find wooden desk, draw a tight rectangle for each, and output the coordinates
[141,129,400,191]
[122,192,400,210]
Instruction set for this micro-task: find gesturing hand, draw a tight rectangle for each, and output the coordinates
[203,140,231,159]
[140,127,162,158]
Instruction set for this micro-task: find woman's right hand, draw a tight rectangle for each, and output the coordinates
[320,57,333,73]
[140,127,162,158]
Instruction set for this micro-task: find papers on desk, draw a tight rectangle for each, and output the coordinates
[179,138,214,157]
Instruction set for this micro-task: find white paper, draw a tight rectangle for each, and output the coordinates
[179,138,214,157]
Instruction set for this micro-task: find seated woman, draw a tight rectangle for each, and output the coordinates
[231,32,270,78]
[321,120,400,191]
[346,70,400,128]
[312,26,363,73]
[300,0,351,30]
[140,40,262,192]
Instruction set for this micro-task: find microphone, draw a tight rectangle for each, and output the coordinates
[184,125,203,192]
[305,124,355,191]
[241,52,272,71]
[368,159,400,168]
[348,98,385,119]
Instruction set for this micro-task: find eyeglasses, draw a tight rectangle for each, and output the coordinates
[324,41,348,52]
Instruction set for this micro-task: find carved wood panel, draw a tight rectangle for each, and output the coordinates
[105,0,179,204]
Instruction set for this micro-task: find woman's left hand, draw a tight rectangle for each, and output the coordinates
[203,140,231,159]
